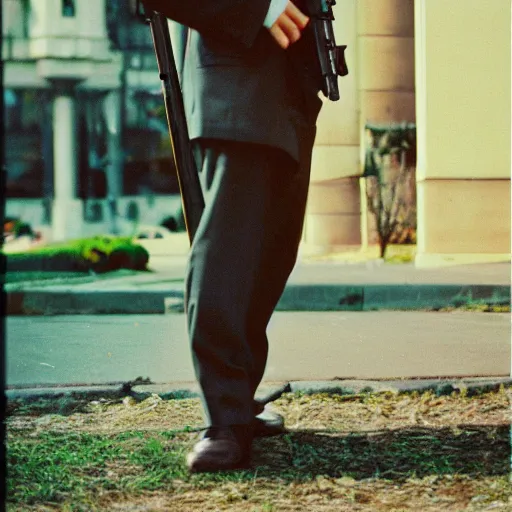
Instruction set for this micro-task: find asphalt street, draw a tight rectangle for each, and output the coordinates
[7,312,510,388]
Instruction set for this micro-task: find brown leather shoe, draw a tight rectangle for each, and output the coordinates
[187,426,252,473]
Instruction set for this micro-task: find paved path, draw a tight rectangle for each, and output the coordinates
[7,312,510,388]
[17,260,508,289]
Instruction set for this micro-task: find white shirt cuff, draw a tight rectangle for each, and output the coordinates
[263,0,288,28]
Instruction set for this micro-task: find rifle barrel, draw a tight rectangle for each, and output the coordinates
[148,12,205,243]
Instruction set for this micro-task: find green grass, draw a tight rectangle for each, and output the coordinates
[3,269,141,286]
[7,423,509,506]
[3,271,91,288]
[8,430,190,505]
[9,432,124,503]
[6,389,512,510]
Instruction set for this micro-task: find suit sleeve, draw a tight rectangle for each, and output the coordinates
[141,0,272,48]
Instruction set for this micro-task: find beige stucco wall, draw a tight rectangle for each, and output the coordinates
[414,0,511,266]
[416,0,510,181]
[418,180,510,253]
[312,0,359,170]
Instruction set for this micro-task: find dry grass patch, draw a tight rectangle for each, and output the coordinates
[7,387,512,511]
[273,388,511,431]
[303,244,416,264]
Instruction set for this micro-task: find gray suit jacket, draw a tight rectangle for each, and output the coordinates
[143,0,322,161]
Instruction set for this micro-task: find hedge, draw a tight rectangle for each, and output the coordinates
[5,236,149,273]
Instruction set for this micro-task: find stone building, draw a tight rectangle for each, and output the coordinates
[3,0,511,266]
[3,0,182,240]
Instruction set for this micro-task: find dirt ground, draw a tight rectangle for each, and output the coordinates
[7,386,512,511]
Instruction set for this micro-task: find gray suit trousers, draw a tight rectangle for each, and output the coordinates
[185,138,313,426]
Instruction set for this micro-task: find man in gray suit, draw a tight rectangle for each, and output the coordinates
[142,0,323,472]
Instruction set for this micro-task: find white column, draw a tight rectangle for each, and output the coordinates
[53,95,76,199]
[51,92,83,241]
[104,90,123,234]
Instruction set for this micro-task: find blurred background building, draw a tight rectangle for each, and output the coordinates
[3,0,183,241]
[3,0,511,266]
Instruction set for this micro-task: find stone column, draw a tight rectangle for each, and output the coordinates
[51,85,83,241]
[103,90,124,234]
[41,93,54,227]
[303,0,360,252]
[414,0,511,267]
[357,0,415,247]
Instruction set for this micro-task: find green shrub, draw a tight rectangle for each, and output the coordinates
[5,236,149,273]
[107,243,148,272]
[6,250,88,272]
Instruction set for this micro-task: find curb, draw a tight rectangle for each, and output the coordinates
[7,378,512,412]
[6,290,183,315]
[287,377,512,396]
[277,284,510,311]
[6,284,510,315]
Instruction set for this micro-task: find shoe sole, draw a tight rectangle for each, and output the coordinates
[187,454,251,474]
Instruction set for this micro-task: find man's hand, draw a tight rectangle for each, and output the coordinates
[268,1,309,49]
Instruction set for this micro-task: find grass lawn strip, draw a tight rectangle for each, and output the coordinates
[7,388,512,511]
[4,269,145,291]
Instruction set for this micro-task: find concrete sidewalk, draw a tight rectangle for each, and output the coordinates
[5,254,510,314]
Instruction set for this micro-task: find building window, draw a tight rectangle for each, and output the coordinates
[62,0,76,17]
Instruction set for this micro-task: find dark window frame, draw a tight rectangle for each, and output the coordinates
[62,0,76,17]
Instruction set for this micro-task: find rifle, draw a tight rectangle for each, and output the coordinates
[306,0,349,101]
[135,2,205,244]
